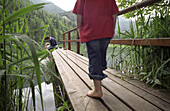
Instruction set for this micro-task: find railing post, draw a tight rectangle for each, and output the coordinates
[77,31,80,54]
[63,34,65,48]
[68,32,71,50]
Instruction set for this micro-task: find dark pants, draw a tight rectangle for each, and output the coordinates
[86,38,111,80]
[48,45,58,50]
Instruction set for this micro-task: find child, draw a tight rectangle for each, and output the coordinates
[45,36,58,50]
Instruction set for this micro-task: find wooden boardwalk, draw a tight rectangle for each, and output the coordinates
[52,48,170,111]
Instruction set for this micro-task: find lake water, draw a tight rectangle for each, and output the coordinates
[23,82,56,111]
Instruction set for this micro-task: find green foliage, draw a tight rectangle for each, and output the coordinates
[0,0,75,110]
[5,0,76,44]
[117,0,169,19]
[108,1,170,89]
[0,0,53,110]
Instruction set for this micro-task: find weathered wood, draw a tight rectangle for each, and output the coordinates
[68,32,71,50]
[104,71,170,111]
[118,0,162,16]
[76,31,80,54]
[105,68,170,104]
[57,49,162,111]
[110,38,170,47]
[68,50,170,110]
[52,50,109,111]
[67,51,170,110]
[63,27,77,34]
[52,49,170,111]
[60,39,80,42]
[63,34,65,48]
[57,49,132,111]
[61,38,170,47]
[102,78,161,111]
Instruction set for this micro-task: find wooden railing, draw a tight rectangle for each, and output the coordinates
[62,0,170,54]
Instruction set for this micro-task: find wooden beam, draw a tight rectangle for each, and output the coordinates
[63,28,77,34]
[118,0,162,15]
[68,32,71,50]
[61,38,170,47]
[63,34,65,48]
[110,38,170,47]
[76,31,80,54]
[60,39,81,42]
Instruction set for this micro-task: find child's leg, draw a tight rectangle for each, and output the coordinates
[100,38,111,70]
[87,80,103,98]
[86,39,107,80]
[86,38,110,98]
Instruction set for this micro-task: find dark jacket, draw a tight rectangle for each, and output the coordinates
[50,37,57,46]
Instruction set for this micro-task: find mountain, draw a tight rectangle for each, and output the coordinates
[59,11,76,23]
[30,0,65,14]
[29,0,135,38]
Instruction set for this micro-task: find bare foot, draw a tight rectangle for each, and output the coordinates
[87,89,103,98]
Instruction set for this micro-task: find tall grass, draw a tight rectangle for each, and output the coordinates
[0,0,53,110]
[109,5,170,89]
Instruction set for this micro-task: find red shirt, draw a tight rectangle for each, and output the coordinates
[72,0,119,43]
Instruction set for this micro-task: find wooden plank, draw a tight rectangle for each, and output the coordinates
[52,50,109,111]
[66,49,89,63]
[67,50,170,110]
[102,78,161,111]
[104,70,170,111]
[57,49,132,111]
[61,38,170,47]
[105,68,170,104]
[110,38,170,47]
[68,49,170,104]
[59,49,162,111]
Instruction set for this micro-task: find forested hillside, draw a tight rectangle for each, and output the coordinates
[27,9,76,42]
[30,0,65,14]
[21,0,135,43]
[8,0,76,43]
[59,11,76,23]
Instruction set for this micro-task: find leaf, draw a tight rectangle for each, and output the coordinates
[8,50,48,67]
[0,50,3,67]
[156,58,170,75]
[29,25,48,33]
[16,34,44,111]
[0,70,6,85]
[155,79,161,85]
[0,35,10,40]
[152,79,161,87]
[3,3,47,24]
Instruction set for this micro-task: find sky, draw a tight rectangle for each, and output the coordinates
[47,0,77,11]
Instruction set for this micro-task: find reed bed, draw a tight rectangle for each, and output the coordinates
[0,0,70,110]
[108,6,170,89]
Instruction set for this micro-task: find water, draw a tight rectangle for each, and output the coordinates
[23,82,56,111]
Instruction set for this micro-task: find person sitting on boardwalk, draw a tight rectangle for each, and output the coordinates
[45,36,58,50]
[73,0,119,98]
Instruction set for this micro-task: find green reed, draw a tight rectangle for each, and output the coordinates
[109,6,170,89]
[0,0,52,110]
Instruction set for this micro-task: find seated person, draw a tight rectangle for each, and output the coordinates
[45,36,58,50]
